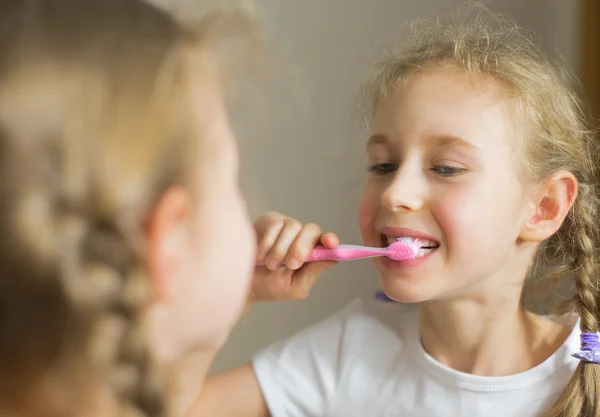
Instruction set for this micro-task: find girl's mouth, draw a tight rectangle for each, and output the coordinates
[381,235,440,259]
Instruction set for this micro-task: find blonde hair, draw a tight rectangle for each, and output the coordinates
[0,0,254,416]
[361,6,600,417]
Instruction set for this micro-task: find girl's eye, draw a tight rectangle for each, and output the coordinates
[431,164,466,177]
[368,163,398,175]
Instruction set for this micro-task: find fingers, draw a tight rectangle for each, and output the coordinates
[285,223,322,270]
[263,218,303,270]
[254,211,340,274]
[287,261,337,299]
[251,211,341,303]
[253,260,337,301]
[320,232,339,248]
[255,212,285,261]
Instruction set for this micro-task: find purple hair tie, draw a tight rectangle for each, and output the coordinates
[572,332,600,363]
[374,291,398,303]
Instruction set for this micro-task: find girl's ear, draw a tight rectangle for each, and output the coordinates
[520,171,578,242]
[144,186,191,300]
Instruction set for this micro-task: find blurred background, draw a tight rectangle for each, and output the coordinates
[154,0,598,373]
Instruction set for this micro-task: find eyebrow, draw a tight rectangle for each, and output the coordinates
[366,133,478,151]
[366,134,388,148]
[434,134,478,150]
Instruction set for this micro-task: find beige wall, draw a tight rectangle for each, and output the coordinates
[153,0,579,373]
[493,0,580,73]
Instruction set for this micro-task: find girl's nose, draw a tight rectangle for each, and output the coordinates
[381,167,426,213]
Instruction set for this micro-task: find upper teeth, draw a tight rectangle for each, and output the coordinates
[387,235,438,247]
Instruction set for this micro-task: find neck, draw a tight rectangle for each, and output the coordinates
[163,349,217,417]
[418,270,568,376]
[419,298,528,375]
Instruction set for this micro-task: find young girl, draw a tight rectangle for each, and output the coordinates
[0,0,256,416]
[194,9,600,417]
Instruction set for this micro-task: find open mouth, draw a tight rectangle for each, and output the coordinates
[380,235,440,259]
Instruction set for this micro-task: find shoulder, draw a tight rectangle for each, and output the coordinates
[265,297,416,353]
[252,297,417,416]
[253,296,417,376]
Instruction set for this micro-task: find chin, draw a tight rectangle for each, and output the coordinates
[375,269,439,304]
[379,282,433,303]
[372,254,448,303]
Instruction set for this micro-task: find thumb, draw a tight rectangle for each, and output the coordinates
[321,232,340,248]
[289,260,338,299]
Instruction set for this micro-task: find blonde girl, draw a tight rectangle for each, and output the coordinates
[193,7,600,417]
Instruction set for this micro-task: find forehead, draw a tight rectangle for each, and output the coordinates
[371,66,514,149]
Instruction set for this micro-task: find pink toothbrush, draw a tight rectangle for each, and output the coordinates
[256,238,420,266]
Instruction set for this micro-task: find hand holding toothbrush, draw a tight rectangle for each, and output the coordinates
[251,211,340,303]
[249,211,419,307]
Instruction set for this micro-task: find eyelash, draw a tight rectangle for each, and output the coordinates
[367,163,466,177]
[431,165,466,177]
[368,163,397,175]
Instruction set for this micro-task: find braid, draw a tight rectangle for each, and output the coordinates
[0,165,168,416]
[570,186,600,333]
[60,213,165,417]
[544,185,600,417]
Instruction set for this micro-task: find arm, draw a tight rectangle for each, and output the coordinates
[188,364,269,417]
[188,299,360,417]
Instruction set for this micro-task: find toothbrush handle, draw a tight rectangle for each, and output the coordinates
[255,245,385,266]
[305,245,384,262]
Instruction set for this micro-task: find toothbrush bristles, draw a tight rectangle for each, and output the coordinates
[395,237,421,247]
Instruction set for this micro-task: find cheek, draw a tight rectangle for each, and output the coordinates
[432,178,525,257]
[430,189,478,256]
[196,190,254,291]
[232,198,257,281]
[358,183,379,241]
[182,184,254,330]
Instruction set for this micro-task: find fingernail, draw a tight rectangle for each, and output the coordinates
[266,258,278,270]
[287,258,300,270]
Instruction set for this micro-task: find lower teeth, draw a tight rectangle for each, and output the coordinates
[416,248,434,258]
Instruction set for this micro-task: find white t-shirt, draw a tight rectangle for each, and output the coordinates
[253,298,580,417]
